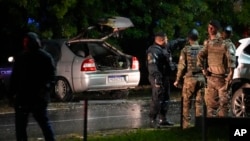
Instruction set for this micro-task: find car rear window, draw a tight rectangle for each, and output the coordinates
[88,42,115,57]
[243,44,250,55]
[43,41,62,63]
[68,42,90,57]
[68,42,116,58]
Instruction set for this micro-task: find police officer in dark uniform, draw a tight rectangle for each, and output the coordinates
[146,32,186,127]
[8,32,56,141]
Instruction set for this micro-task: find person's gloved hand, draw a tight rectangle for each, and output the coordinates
[154,79,162,88]
[225,77,232,85]
[202,69,208,76]
[224,78,232,91]
[173,81,179,88]
[173,81,182,88]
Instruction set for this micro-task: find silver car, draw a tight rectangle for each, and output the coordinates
[231,37,250,117]
[43,17,140,101]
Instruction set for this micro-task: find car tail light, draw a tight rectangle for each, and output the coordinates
[81,58,97,71]
[131,56,139,70]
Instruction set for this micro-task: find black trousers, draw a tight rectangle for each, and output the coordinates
[14,104,55,141]
[148,77,170,121]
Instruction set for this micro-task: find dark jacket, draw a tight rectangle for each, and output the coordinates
[146,44,171,85]
[9,49,56,106]
[146,39,186,85]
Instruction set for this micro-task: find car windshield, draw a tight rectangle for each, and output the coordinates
[68,41,118,58]
[243,44,250,55]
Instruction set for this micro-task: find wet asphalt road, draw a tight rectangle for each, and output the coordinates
[0,91,188,141]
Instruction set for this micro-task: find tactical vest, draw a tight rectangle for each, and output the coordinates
[207,39,227,74]
[186,45,202,73]
[146,45,171,76]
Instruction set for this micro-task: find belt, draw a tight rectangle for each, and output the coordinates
[192,71,202,75]
[210,73,225,78]
[185,71,202,77]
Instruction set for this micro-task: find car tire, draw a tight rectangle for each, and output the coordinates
[231,87,247,117]
[110,90,129,99]
[54,77,73,102]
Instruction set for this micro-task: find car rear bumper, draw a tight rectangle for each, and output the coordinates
[72,71,140,92]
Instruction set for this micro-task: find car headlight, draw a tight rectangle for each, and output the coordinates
[8,56,14,63]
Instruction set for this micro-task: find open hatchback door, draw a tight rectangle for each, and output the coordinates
[98,16,134,29]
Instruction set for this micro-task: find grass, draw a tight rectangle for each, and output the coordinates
[53,126,230,141]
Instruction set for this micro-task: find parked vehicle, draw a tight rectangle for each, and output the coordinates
[0,56,13,99]
[231,37,250,117]
[43,17,140,101]
[0,17,140,102]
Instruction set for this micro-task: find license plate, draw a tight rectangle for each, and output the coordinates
[108,75,125,83]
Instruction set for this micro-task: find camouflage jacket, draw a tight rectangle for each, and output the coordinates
[175,41,203,82]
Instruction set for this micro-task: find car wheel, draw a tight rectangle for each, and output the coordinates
[110,90,129,99]
[231,87,247,117]
[54,77,73,101]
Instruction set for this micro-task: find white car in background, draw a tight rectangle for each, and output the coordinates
[231,37,250,117]
[43,17,140,101]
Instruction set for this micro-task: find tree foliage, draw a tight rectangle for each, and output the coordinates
[0,0,249,53]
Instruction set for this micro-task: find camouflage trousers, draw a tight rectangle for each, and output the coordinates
[182,74,205,129]
[205,76,229,117]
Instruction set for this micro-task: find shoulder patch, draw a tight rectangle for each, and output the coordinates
[147,53,155,64]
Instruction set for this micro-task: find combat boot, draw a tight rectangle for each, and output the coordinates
[217,108,228,117]
[149,119,158,128]
[182,117,192,129]
[182,121,193,129]
[158,119,174,126]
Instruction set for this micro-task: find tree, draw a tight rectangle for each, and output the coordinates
[0,0,250,54]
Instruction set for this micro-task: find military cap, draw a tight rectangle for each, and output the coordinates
[223,25,233,34]
[209,20,221,29]
[154,32,166,37]
[188,28,199,41]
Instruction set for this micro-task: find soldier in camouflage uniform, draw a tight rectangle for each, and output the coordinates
[221,25,236,51]
[197,20,236,117]
[174,29,204,129]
